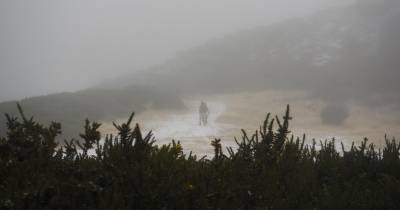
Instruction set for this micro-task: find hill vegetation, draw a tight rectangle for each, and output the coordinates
[121,1,400,97]
[1,105,399,209]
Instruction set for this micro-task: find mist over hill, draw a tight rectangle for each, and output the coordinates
[2,1,400,208]
[0,0,399,138]
[108,0,400,116]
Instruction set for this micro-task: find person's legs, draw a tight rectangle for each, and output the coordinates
[201,114,207,126]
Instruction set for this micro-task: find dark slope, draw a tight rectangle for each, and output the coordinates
[0,86,184,139]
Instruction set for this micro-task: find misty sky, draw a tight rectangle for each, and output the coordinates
[0,0,349,102]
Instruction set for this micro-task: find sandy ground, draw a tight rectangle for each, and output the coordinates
[100,90,400,156]
[101,99,237,157]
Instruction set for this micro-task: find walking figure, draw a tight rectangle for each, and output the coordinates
[199,101,209,126]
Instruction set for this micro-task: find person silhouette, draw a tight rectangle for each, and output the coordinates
[199,101,209,126]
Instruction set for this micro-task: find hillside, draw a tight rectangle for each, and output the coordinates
[110,0,400,108]
[0,86,184,139]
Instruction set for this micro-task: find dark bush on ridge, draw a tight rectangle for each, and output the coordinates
[0,104,399,210]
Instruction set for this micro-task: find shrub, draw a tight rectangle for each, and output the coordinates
[0,104,399,210]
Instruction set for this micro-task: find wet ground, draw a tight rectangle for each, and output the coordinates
[100,90,400,156]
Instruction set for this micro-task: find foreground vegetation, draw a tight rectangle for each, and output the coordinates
[0,105,399,210]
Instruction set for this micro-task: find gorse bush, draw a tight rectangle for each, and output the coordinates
[0,104,399,210]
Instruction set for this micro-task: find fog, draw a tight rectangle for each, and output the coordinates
[1,0,400,144]
[0,0,349,102]
[2,1,400,206]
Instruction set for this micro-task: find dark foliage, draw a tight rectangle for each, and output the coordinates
[1,105,399,210]
[320,103,350,125]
